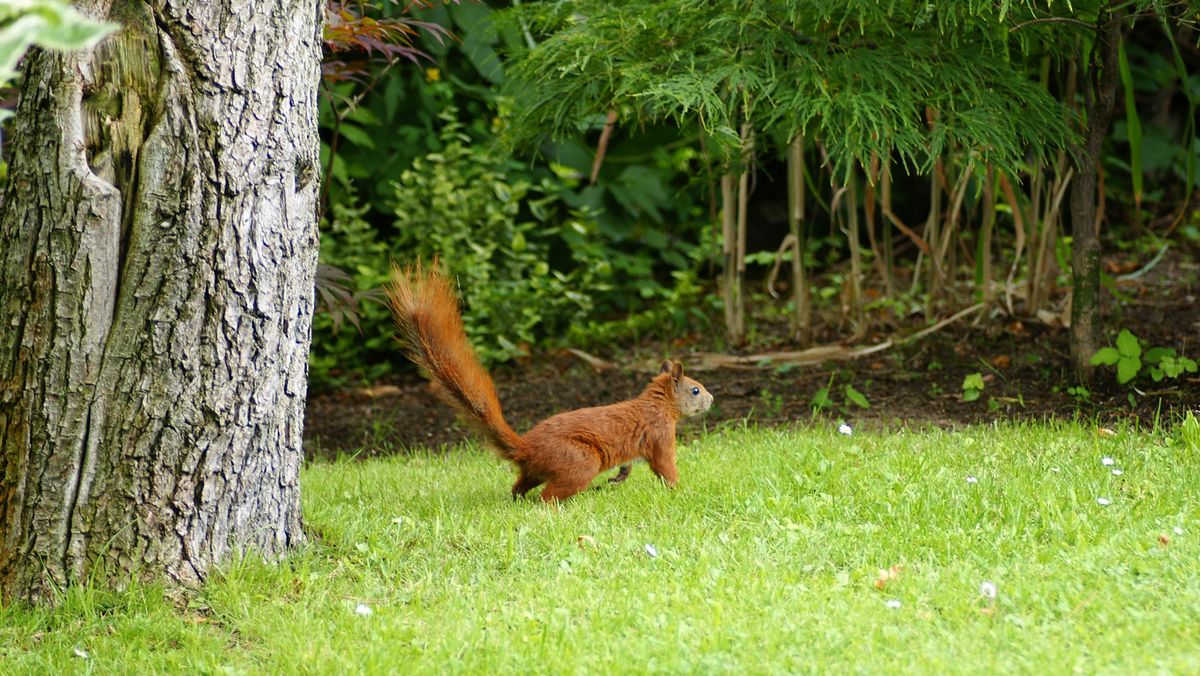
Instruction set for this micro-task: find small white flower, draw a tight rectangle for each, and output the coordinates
[354,603,373,617]
[1101,457,1115,466]
[644,543,658,558]
[1097,497,1112,506]
[1112,469,1123,476]
[979,581,997,599]
[73,647,89,660]
[1174,526,1184,535]
[1050,466,1061,473]
[885,599,901,609]
[966,476,979,484]
[838,423,853,436]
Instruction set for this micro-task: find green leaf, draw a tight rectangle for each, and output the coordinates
[1116,356,1141,384]
[1180,411,1200,452]
[811,387,832,411]
[1090,347,1120,366]
[962,388,981,402]
[1144,347,1174,365]
[337,123,376,150]
[844,384,870,409]
[1115,329,1141,360]
[962,372,985,392]
[1118,39,1143,208]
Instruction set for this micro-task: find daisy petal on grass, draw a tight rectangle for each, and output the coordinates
[838,423,853,436]
[979,581,997,599]
[644,543,659,558]
[1097,497,1112,506]
[1174,526,1184,535]
[885,599,901,609]
[1102,456,1116,466]
[966,475,979,484]
[1112,469,1124,476]
[354,604,373,617]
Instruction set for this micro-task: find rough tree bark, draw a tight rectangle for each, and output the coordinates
[1069,6,1127,380]
[0,0,321,603]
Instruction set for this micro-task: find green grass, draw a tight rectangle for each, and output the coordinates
[4,421,1200,673]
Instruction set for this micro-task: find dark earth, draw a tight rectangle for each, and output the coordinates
[303,250,1199,460]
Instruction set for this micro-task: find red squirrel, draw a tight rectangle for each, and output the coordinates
[385,262,713,502]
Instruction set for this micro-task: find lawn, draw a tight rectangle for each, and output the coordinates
[3,420,1199,673]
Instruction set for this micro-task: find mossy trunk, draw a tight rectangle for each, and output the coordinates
[0,0,322,604]
[1070,8,1126,380]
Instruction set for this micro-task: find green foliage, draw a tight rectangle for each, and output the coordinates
[502,1,1074,176]
[962,372,986,402]
[1180,410,1200,453]
[811,372,870,415]
[1091,328,1197,386]
[1145,347,1199,382]
[1091,329,1143,384]
[843,383,870,409]
[310,195,396,387]
[1067,385,1092,403]
[1118,40,1144,207]
[391,110,610,364]
[0,0,117,118]
[0,1,116,81]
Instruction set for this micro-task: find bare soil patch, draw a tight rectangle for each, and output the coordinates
[304,251,1200,460]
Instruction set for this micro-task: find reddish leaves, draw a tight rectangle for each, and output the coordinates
[322,1,455,84]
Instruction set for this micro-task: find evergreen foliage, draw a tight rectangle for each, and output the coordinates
[503,1,1082,175]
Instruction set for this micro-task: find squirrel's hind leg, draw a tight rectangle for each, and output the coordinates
[608,463,633,484]
[511,471,543,500]
[540,452,600,503]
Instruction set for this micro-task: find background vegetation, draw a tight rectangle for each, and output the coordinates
[307,0,1199,393]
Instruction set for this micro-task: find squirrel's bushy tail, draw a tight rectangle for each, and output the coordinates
[385,261,524,458]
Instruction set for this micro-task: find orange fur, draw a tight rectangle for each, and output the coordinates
[385,262,714,502]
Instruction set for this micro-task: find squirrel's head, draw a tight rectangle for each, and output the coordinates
[660,360,713,418]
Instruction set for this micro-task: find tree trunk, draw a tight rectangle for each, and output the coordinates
[1069,7,1126,380]
[0,0,322,604]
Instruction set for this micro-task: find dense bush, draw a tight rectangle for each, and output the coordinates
[391,110,610,364]
[312,107,713,386]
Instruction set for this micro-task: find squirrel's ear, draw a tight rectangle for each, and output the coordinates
[670,360,683,382]
[658,360,673,375]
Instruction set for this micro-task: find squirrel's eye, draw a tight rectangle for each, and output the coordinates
[691,386,700,396]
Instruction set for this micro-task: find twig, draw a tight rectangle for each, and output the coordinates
[1116,242,1170,281]
[589,109,618,186]
[624,303,985,373]
[900,302,986,346]
[564,348,616,372]
[1010,16,1096,32]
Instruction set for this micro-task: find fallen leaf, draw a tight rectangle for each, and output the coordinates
[873,564,904,589]
[356,385,401,398]
[990,354,1011,369]
[577,535,596,549]
[1158,534,1170,547]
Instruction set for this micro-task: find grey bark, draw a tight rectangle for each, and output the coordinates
[0,0,322,603]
